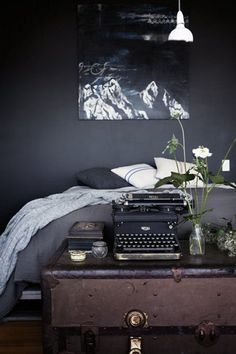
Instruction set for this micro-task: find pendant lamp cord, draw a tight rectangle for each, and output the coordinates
[178,0,181,11]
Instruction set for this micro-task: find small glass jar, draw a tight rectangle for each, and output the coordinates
[69,250,86,262]
[92,241,108,259]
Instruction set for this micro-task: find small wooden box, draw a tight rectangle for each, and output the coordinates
[67,221,104,251]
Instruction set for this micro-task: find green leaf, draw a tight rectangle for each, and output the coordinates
[171,171,195,183]
[183,209,213,223]
[209,172,236,187]
[155,176,173,188]
[155,171,195,189]
[208,173,225,184]
[163,134,180,155]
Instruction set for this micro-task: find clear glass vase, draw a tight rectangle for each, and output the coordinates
[189,224,205,256]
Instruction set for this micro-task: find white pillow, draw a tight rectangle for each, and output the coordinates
[154,157,204,187]
[111,163,158,189]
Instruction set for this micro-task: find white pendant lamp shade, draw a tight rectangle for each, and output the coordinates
[168,3,193,42]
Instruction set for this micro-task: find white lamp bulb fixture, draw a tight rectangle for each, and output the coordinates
[168,0,193,42]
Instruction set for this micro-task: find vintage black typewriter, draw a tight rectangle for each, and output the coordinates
[112,192,187,260]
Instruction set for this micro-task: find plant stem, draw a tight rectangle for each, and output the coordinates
[217,138,236,176]
[175,117,194,216]
[177,118,186,170]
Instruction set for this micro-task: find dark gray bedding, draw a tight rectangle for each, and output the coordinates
[0,187,235,319]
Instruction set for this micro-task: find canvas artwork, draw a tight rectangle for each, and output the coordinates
[77,3,190,120]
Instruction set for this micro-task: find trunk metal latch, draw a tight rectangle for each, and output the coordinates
[195,321,220,346]
[125,310,148,328]
[172,267,183,282]
[129,336,142,354]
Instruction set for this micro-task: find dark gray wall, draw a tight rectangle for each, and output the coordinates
[0,0,235,231]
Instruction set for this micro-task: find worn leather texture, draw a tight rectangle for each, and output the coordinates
[41,241,236,354]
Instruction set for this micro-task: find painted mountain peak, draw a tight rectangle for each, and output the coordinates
[79,78,189,120]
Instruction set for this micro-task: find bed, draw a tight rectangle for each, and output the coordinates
[0,166,235,319]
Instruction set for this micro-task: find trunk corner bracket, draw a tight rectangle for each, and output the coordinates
[172,267,183,282]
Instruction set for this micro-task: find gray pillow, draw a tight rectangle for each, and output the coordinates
[76,167,131,189]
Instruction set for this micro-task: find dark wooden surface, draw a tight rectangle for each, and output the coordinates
[0,321,43,354]
[43,240,236,279]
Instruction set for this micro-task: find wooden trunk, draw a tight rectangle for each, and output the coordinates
[41,241,236,354]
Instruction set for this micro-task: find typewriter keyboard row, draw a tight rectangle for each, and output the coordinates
[114,233,182,260]
[115,233,179,253]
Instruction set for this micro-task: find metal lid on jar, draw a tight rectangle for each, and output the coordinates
[92,241,107,247]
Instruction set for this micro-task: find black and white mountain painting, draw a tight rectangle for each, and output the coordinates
[77,3,190,120]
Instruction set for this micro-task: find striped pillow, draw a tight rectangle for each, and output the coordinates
[111,163,158,189]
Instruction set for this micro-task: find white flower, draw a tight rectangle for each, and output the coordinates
[192,146,212,159]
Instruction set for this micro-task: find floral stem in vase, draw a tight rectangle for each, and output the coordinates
[189,223,205,256]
